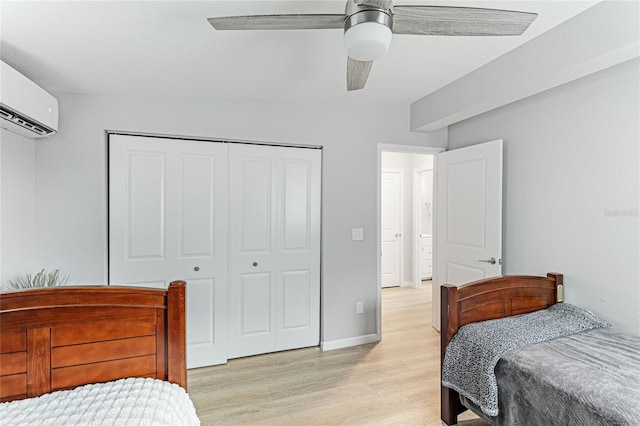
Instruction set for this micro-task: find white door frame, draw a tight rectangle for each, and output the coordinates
[413,166,433,289]
[376,144,444,340]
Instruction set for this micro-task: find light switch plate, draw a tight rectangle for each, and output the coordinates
[352,228,364,241]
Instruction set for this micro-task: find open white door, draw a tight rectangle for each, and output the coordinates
[433,140,503,331]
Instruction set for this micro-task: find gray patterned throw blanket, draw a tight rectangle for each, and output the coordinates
[442,303,611,417]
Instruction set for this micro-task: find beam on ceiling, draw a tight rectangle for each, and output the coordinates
[410,1,640,133]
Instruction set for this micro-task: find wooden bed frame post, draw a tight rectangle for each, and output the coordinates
[167,281,187,389]
[548,272,563,303]
[441,284,459,426]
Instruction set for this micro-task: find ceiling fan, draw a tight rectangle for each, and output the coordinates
[208,1,537,91]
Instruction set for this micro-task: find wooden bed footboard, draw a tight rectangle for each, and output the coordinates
[0,281,187,402]
[440,273,563,425]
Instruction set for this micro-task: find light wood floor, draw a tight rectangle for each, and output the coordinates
[187,283,486,425]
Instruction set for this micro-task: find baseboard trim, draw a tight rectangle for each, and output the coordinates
[321,333,379,351]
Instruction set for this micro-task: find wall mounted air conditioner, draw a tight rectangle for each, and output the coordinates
[0,60,58,139]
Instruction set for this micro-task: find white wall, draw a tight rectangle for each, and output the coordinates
[33,94,446,346]
[447,59,640,335]
[0,129,36,286]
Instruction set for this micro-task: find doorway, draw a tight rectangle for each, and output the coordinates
[380,151,434,289]
[376,145,444,340]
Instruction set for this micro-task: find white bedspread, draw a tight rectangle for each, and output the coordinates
[0,377,200,426]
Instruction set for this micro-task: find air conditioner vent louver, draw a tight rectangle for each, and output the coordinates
[0,104,55,137]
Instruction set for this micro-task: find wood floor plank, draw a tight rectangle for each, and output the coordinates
[187,283,488,425]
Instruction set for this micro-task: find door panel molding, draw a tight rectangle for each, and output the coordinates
[125,151,166,260]
[239,157,273,253]
[178,154,215,258]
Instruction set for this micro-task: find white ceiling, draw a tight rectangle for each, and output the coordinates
[0,1,598,105]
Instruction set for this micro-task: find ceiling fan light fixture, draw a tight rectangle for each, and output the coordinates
[343,9,392,62]
[344,21,392,61]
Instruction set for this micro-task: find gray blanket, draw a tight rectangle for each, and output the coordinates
[460,328,640,425]
[442,303,611,416]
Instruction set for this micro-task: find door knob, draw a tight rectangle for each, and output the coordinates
[194,266,200,271]
[478,257,497,265]
[252,262,258,267]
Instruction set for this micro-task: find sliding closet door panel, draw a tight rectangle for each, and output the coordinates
[109,134,228,368]
[276,154,321,351]
[228,144,321,359]
[228,146,273,358]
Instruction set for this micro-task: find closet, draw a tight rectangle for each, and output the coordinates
[108,134,321,368]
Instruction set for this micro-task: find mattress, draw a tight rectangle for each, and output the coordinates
[460,328,640,425]
[0,377,200,425]
[442,303,609,417]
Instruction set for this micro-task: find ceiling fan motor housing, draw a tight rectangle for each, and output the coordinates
[343,5,393,62]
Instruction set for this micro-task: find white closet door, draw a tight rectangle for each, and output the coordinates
[228,144,321,359]
[109,135,228,368]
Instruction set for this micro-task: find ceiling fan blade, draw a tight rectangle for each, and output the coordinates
[208,14,345,31]
[392,6,537,36]
[347,57,374,91]
[360,0,393,10]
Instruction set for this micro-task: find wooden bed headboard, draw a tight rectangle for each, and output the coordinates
[0,281,187,402]
[440,273,563,425]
